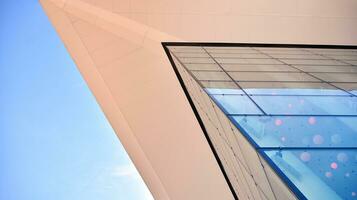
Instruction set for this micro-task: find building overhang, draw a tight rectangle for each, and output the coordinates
[40,0,357,199]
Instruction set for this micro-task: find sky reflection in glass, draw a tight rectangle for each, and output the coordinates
[211,94,263,114]
[252,95,357,115]
[264,150,357,200]
[233,116,357,147]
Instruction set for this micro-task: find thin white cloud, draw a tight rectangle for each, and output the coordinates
[111,163,154,200]
[112,163,140,180]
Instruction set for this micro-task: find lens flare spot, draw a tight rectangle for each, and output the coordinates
[313,135,324,145]
[345,173,350,177]
[288,103,293,108]
[281,136,286,142]
[325,171,333,178]
[308,117,316,125]
[330,162,338,170]
[352,192,356,197]
[337,153,348,163]
[300,152,311,162]
[275,119,283,126]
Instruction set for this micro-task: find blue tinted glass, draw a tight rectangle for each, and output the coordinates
[264,150,357,200]
[331,83,357,96]
[201,81,244,95]
[252,96,357,115]
[233,116,357,147]
[210,95,262,114]
[245,88,348,95]
[205,88,244,95]
[239,82,349,96]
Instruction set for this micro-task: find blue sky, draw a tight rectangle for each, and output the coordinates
[0,1,152,199]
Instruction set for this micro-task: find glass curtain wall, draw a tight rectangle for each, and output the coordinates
[165,44,357,200]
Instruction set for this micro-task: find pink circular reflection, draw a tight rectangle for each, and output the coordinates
[313,135,324,145]
[300,152,311,162]
[308,117,316,125]
[352,192,356,197]
[288,104,293,108]
[325,171,333,178]
[281,136,286,142]
[275,119,283,126]
[330,162,338,170]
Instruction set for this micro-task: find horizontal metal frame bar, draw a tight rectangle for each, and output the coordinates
[198,79,357,83]
[172,51,357,56]
[190,69,357,74]
[163,42,357,49]
[178,56,357,61]
[178,56,336,60]
[208,94,353,97]
[228,114,357,117]
[183,62,356,66]
[259,147,357,150]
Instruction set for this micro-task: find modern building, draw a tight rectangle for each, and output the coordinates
[40,0,357,199]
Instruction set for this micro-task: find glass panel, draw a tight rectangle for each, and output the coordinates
[239,82,348,95]
[264,149,357,200]
[173,52,209,58]
[179,57,215,64]
[210,94,263,114]
[308,49,357,55]
[282,59,347,65]
[169,47,204,53]
[191,71,230,81]
[205,48,258,54]
[257,48,308,54]
[328,55,357,60]
[251,96,357,115]
[268,54,326,59]
[294,65,357,73]
[221,64,297,72]
[345,60,357,65]
[233,116,357,147]
[210,53,270,59]
[229,72,318,82]
[311,73,357,83]
[201,81,244,95]
[332,83,357,95]
[184,63,221,71]
[215,58,282,64]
